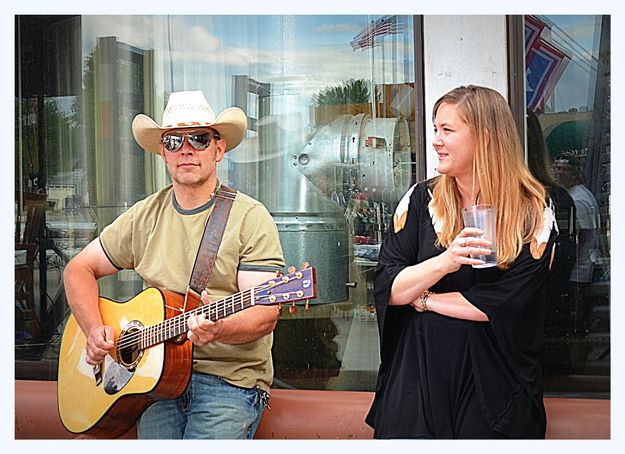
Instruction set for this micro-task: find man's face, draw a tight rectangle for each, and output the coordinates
[552,159,578,188]
[160,128,225,188]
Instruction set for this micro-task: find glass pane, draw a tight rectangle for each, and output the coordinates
[524,15,610,397]
[15,16,88,375]
[15,15,418,391]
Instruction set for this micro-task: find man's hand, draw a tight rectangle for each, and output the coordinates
[186,292,224,346]
[85,325,115,365]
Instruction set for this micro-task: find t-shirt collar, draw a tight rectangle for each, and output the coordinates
[172,180,221,215]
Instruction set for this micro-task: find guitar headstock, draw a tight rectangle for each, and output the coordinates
[254,267,317,307]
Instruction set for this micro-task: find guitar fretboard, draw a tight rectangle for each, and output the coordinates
[137,287,255,350]
[112,268,314,355]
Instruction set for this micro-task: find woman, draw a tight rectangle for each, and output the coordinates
[365,85,557,439]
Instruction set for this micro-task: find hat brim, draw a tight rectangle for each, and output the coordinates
[132,107,247,154]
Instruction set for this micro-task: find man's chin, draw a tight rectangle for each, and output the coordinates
[173,175,208,187]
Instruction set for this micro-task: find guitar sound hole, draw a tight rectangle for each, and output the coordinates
[118,325,142,369]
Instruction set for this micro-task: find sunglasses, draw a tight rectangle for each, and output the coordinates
[161,130,220,152]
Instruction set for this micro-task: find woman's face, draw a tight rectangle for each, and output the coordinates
[432,102,476,181]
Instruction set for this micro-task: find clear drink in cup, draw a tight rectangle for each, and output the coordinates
[461,204,497,268]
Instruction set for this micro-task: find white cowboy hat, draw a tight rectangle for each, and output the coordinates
[132,90,247,154]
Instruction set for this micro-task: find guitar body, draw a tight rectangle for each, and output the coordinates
[58,287,198,438]
[57,267,317,437]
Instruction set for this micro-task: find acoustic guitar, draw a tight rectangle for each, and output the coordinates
[57,267,317,437]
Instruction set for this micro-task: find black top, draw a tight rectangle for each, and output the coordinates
[365,179,557,439]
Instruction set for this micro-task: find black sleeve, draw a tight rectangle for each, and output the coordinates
[461,224,558,365]
[461,228,557,319]
[373,184,423,340]
[460,226,557,438]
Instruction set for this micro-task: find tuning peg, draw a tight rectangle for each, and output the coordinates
[301,261,310,269]
[289,302,298,314]
[305,300,310,311]
[278,303,283,315]
[287,265,296,274]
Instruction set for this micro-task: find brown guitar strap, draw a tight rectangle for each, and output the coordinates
[186,184,237,301]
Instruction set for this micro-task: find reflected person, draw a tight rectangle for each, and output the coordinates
[526,110,578,340]
[552,152,601,333]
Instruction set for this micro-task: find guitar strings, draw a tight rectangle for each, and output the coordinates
[113,275,303,351]
[117,285,299,351]
[114,272,305,350]
[115,288,256,351]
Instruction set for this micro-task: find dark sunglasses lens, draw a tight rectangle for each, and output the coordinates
[188,133,211,149]
[162,134,183,152]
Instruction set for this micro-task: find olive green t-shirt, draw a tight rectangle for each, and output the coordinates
[99,184,285,392]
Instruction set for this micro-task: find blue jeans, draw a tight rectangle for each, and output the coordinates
[136,372,267,439]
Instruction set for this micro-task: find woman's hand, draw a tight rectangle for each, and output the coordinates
[438,227,493,274]
[389,228,493,307]
[411,298,427,313]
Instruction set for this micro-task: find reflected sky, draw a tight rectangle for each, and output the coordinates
[78,14,601,115]
[80,15,414,115]
[540,15,604,112]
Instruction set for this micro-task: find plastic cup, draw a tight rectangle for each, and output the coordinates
[461,204,497,268]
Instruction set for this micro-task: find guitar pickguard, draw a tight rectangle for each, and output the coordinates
[102,354,135,395]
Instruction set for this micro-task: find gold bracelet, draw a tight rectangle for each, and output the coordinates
[420,290,432,311]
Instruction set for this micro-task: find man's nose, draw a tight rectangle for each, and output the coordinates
[179,138,195,154]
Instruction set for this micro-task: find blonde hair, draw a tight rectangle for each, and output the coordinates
[430,85,546,268]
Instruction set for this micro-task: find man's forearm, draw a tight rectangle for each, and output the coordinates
[214,305,279,344]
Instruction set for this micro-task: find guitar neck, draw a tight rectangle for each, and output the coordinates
[131,267,316,351]
[139,288,254,350]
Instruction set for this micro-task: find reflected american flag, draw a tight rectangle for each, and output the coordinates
[525,15,570,112]
[350,15,403,51]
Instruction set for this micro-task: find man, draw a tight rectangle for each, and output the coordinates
[552,153,600,336]
[63,90,285,439]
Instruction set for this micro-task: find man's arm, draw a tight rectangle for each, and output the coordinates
[63,238,119,364]
[186,270,280,346]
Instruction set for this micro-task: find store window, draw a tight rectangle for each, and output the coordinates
[15,15,418,391]
[524,15,610,397]
[15,14,610,399]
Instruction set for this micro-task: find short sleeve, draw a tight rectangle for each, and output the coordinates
[238,203,285,272]
[99,207,136,270]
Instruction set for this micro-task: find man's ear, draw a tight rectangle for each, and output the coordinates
[215,139,226,162]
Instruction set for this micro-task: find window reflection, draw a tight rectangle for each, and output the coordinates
[524,15,610,396]
[15,14,610,398]
[15,15,417,392]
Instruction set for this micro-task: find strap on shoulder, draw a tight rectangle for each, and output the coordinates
[187,184,238,298]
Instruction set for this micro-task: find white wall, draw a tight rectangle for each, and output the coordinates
[423,15,508,178]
